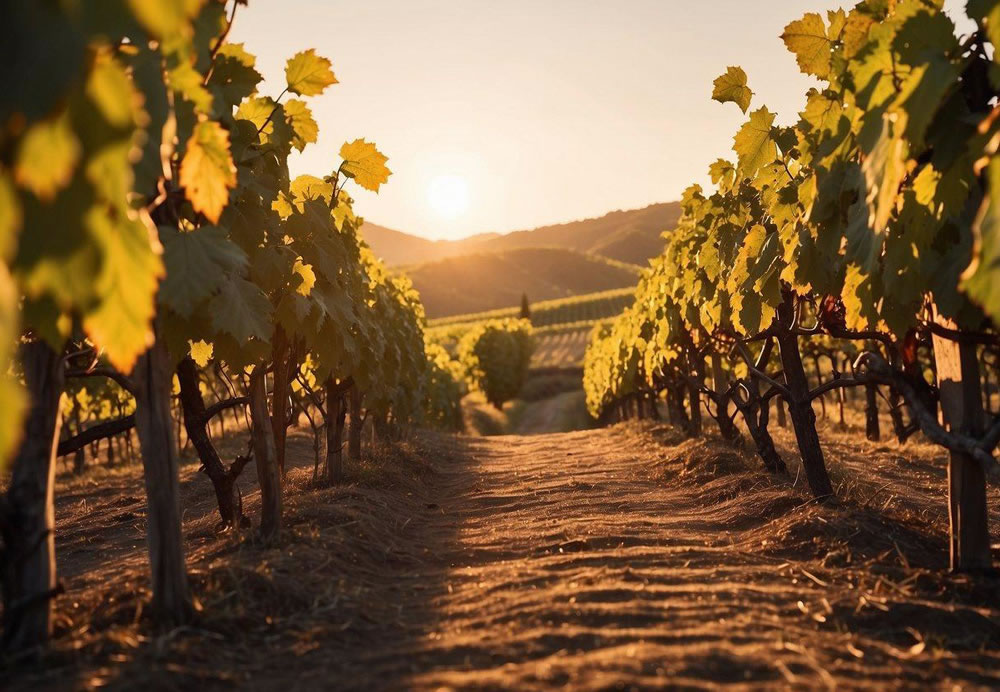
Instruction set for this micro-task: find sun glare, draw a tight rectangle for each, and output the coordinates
[427,175,470,219]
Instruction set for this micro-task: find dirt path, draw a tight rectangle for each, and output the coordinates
[271,426,1000,690]
[10,424,1000,690]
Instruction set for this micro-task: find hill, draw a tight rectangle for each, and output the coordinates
[404,247,640,318]
[361,202,679,267]
[359,223,501,266]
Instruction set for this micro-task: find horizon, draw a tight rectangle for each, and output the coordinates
[229,0,970,242]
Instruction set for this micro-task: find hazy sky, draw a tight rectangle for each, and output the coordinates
[231,1,969,240]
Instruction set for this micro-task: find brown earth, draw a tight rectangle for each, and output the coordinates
[5,422,1000,690]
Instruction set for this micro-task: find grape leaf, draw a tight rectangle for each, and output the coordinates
[340,138,392,192]
[180,120,236,223]
[711,66,752,113]
[708,159,735,187]
[208,43,262,109]
[207,276,273,343]
[293,258,316,296]
[862,117,908,235]
[169,61,213,114]
[127,0,205,38]
[83,216,163,373]
[0,264,24,472]
[732,108,777,178]
[964,158,1000,323]
[284,99,318,152]
[189,339,213,367]
[0,172,21,257]
[14,114,80,200]
[289,174,333,206]
[285,49,337,96]
[781,13,833,79]
[159,225,247,316]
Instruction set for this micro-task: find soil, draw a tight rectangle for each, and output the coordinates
[4,421,1000,690]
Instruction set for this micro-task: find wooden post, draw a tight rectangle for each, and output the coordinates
[1,340,63,653]
[249,367,281,539]
[932,316,991,571]
[325,382,346,482]
[132,335,193,625]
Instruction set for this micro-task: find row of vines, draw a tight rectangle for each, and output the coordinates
[585,0,1000,572]
[0,0,461,656]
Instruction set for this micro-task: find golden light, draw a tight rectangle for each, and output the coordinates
[427,175,470,219]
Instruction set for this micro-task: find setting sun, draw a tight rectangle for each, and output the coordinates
[427,175,470,219]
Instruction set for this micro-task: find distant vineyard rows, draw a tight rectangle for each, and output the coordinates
[428,287,634,330]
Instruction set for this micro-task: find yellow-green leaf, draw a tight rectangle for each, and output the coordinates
[180,120,236,223]
[293,258,316,296]
[732,107,776,179]
[284,49,337,96]
[169,61,213,113]
[340,138,391,192]
[14,114,81,200]
[83,216,162,373]
[189,339,214,367]
[0,263,24,473]
[711,66,752,114]
[284,99,318,152]
[127,0,205,38]
[0,172,21,258]
[781,13,833,79]
[290,174,333,206]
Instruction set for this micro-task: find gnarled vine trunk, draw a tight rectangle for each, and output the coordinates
[776,328,833,499]
[0,340,63,654]
[710,353,739,442]
[865,383,880,442]
[348,386,362,460]
[176,357,248,529]
[687,352,703,436]
[132,336,193,625]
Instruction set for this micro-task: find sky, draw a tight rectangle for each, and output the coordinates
[230,1,971,241]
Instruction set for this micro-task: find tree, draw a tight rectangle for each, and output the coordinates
[520,293,531,321]
[459,319,534,410]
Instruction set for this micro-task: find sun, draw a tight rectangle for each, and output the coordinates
[427,175,470,219]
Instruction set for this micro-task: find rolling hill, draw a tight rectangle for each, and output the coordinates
[361,201,680,267]
[404,247,641,318]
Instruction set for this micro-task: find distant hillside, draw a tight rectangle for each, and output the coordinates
[404,248,641,318]
[361,202,679,267]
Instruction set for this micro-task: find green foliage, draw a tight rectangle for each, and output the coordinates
[421,342,465,431]
[585,0,1000,421]
[0,0,454,475]
[458,319,535,410]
